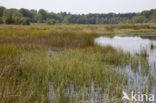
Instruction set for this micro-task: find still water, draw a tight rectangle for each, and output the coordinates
[95,36,156,101]
[49,36,156,103]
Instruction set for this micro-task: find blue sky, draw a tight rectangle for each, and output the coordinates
[0,0,156,14]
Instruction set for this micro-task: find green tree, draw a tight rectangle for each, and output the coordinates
[132,15,146,23]
[46,19,57,25]
[0,6,6,17]
[0,17,3,24]
[38,9,48,22]
[19,8,36,22]
[4,15,14,24]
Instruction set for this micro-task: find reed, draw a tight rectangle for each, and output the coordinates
[0,24,153,102]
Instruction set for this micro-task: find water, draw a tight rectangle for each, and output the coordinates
[95,36,156,55]
[49,36,156,103]
[95,36,156,101]
[49,83,112,103]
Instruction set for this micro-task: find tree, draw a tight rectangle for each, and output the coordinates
[12,16,30,25]
[132,15,146,23]
[3,9,22,17]
[20,8,36,22]
[4,15,14,24]
[0,6,6,17]
[0,6,156,25]
[3,9,30,25]
[46,19,57,25]
[38,9,48,22]
[0,17,3,24]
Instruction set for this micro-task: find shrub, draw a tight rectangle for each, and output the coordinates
[46,19,57,25]
[0,17,3,24]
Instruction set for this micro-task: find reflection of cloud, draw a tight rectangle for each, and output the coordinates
[95,36,156,55]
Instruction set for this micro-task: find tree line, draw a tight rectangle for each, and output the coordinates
[0,6,156,25]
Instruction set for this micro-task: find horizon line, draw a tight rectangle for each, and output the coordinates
[1,5,156,15]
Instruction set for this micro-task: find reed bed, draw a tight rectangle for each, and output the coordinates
[0,45,146,102]
[0,24,153,102]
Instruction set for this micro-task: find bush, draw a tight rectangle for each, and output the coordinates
[4,16,14,24]
[18,17,30,25]
[46,19,56,25]
[0,17,3,24]
[4,16,30,25]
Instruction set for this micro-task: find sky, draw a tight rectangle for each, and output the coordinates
[0,0,156,14]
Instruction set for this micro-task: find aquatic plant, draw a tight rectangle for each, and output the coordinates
[0,24,155,102]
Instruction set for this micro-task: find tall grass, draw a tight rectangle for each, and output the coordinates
[0,24,153,102]
[0,45,145,102]
[0,30,95,50]
[0,24,156,37]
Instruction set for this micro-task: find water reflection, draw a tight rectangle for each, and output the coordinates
[95,36,156,55]
[49,36,156,103]
[95,36,156,101]
[49,82,119,103]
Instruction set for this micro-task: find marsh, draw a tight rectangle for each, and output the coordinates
[0,25,156,103]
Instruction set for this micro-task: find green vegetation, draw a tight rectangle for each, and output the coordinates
[0,24,153,102]
[0,6,156,25]
[0,45,135,102]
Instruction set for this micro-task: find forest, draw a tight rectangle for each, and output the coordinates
[0,6,156,25]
